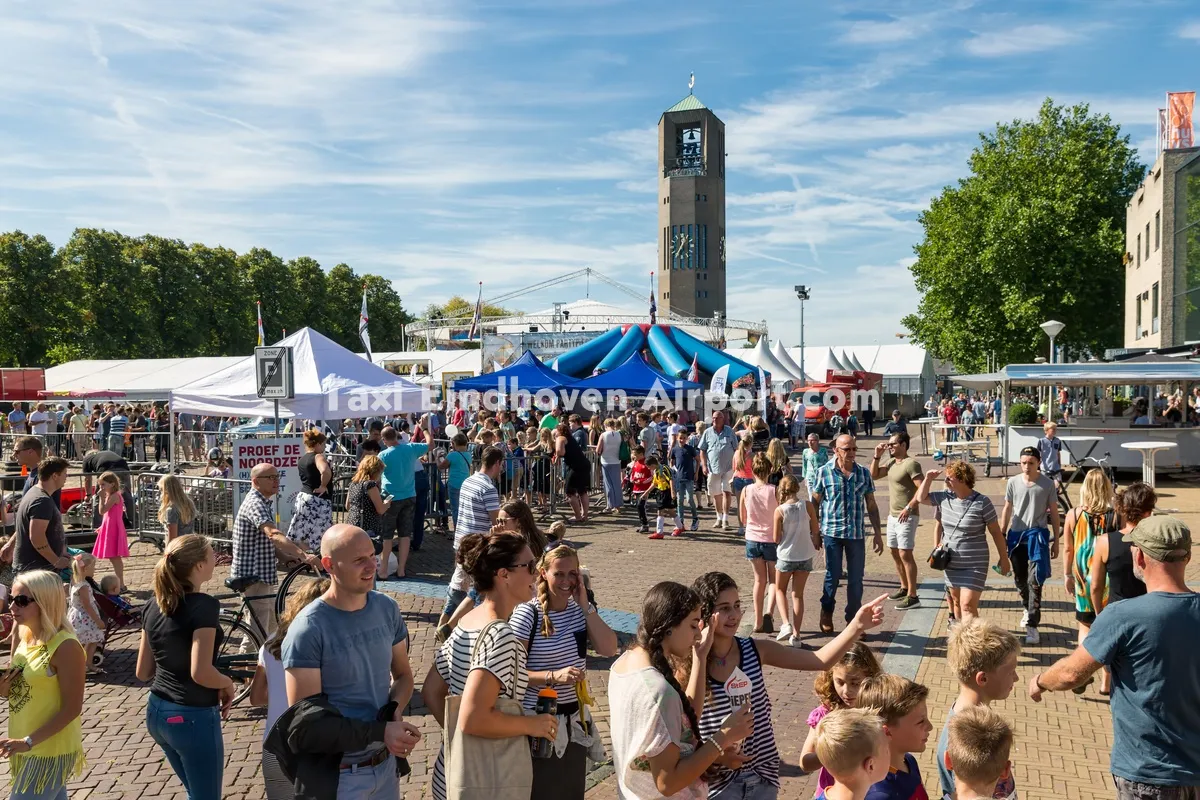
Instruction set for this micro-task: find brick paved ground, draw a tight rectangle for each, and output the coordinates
[2,445,1197,799]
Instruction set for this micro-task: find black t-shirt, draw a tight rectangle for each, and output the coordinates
[82,450,130,482]
[142,592,224,707]
[298,452,323,494]
[14,486,65,574]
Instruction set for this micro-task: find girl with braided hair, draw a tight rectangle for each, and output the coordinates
[687,573,888,800]
[510,544,618,800]
[609,581,754,799]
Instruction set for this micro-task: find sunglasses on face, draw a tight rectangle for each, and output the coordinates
[10,595,36,608]
[506,560,537,575]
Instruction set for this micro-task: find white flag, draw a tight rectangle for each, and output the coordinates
[758,366,768,417]
[359,287,372,362]
[492,360,503,373]
[709,364,729,395]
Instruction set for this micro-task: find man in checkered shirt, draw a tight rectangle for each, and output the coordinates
[232,463,320,638]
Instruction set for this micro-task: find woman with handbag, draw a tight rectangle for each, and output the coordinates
[510,544,619,800]
[422,531,557,800]
[916,460,1010,622]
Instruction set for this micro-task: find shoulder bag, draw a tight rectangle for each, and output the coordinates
[444,619,533,800]
[927,493,978,571]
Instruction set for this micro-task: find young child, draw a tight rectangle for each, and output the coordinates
[646,455,676,540]
[802,642,884,795]
[439,433,472,526]
[629,446,653,533]
[813,708,892,800]
[1037,421,1062,480]
[936,618,1021,800]
[98,574,136,614]
[741,453,779,632]
[774,474,821,646]
[944,706,1015,800]
[506,435,524,501]
[91,471,129,591]
[857,674,933,800]
[68,553,106,673]
[668,429,700,533]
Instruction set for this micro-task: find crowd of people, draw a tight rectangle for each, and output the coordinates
[0,390,1197,800]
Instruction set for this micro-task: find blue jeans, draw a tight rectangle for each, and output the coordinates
[444,586,468,617]
[337,753,399,799]
[601,463,623,509]
[413,468,429,550]
[449,484,462,525]
[674,478,698,524]
[820,536,866,622]
[146,693,224,800]
[712,772,780,800]
[10,780,67,800]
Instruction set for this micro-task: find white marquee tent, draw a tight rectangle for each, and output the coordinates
[732,338,802,388]
[770,341,814,384]
[45,357,243,402]
[170,328,427,418]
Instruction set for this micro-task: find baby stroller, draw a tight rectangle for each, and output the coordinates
[88,577,143,668]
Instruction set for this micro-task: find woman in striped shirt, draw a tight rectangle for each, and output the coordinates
[420,532,557,800]
[687,572,888,800]
[511,544,620,800]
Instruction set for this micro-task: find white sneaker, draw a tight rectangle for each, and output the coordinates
[1020,610,1030,628]
[1025,626,1040,645]
[775,623,793,642]
[788,634,803,648]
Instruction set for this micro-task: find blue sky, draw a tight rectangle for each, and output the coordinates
[2,0,1198,347]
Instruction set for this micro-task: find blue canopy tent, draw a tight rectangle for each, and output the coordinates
[568,352,702,397]
[450,349,568,393]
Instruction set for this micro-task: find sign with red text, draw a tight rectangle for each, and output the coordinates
[232,437,304,526]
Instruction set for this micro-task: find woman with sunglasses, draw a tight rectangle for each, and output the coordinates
[0,569,87,800]
[422,531,557,800]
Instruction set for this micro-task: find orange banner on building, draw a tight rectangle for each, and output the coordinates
[1167,91,1195,149]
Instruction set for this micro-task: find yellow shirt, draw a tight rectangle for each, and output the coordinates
[9,629,86,793]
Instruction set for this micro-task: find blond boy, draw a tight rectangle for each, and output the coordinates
[814,708,892,800]
[944,705,1014,800]
[936,618,1020,800]
[1037,420,1062,478]
[857,674,933,800]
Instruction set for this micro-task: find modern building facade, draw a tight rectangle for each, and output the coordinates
[657,92,726,319]
[1124,145,1200,348]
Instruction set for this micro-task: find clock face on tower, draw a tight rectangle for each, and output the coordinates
[673,231,692,262]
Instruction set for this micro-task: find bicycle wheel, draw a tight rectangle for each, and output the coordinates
[275,561,328,619]
[216,614,262,708]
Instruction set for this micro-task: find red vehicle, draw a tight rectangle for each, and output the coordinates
[792,369,883,438]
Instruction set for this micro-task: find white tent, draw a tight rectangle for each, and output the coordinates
[732,338,802,388]
[45,357,243,402]
[770,341,814,384]
[840,350,865,372]
[170,328,428,418]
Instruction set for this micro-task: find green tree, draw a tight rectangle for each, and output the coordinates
[192,243,254,355]
[0,231,67,366]
[239,248,298,343]
[61,228,158,358]
[363,273,410,351]
[288,256,327,331]
[902,99,1145,371]
[323,263,363,349]
[131,235,207,357]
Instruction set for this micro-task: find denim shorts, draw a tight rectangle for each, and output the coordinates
[745,541,778,562]
[777,557,814,573]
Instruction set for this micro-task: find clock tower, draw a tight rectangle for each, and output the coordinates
[657,85,726,319]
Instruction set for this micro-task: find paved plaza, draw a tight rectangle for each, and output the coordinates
[2,450,1198,799]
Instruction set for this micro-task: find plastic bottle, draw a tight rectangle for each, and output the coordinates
[531,687,557,758]
[723,666,752,752]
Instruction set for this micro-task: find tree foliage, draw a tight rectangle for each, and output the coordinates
[902,99,1145,372]
[0,228,414,366]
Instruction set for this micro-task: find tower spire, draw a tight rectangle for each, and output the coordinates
[688,72,695,94]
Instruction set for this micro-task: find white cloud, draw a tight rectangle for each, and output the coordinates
[1180,21,1200,40]
[842,17,928,45]
[964,24,1081,57]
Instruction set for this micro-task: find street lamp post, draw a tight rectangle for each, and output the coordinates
[1040,320,1065,422]
[794,285,811,381]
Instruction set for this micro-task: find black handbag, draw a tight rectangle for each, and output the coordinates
[927,544,952,571]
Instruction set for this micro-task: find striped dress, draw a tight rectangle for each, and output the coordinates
[431,621,528,800]
[930,490,998,592]
[698,637,779,796]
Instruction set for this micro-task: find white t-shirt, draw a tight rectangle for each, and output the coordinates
[608,658,705,800]
[257,645,289,743]
[598,430,623,466]
[777,500,816,564]
[28,411,50,435]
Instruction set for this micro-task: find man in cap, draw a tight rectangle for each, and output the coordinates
[1029,515,1200,799]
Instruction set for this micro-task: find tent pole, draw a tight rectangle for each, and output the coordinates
[169,404,175,472]
[274,399,281,524]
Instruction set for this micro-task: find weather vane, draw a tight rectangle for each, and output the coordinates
[688,72,695,94]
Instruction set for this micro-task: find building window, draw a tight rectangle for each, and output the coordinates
[700,224,707,269]
[1137,234,1141,266]
[1155,211,1161,250]
[1136,293,1143,339]
[1146,223,1151,259]
[1152,282,1160,334]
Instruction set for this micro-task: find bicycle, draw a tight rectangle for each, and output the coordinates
[274,559,330,619]
[1053,452,1117,516]
[211,577,274,707]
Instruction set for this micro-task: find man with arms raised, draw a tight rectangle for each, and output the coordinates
[284,524,422,799]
